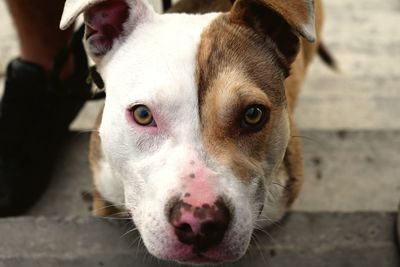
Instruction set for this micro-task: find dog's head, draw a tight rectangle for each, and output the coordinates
[62,0,315,263]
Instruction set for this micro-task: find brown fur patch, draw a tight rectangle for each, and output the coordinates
[195,0,323,204]
[89,107,104,179]
[282,118,304,207]
[230,0,311,35]
[196,14,290,182]
[92,190,124,217]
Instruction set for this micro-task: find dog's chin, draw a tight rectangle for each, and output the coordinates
[145,236,248,265]
[160,248,243,265]
[176,254,234,265]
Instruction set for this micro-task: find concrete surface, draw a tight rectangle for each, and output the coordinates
[0,212,398,267]
[294,130,400,212]
[25,130,400,218]
[296,0,400,130]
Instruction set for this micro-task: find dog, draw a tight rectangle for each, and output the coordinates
[61,0,324,264]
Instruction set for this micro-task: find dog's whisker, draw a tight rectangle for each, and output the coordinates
[91,207,128,215]
[105,210,130,216]
[95,198,126,207]
[95,210,131,220]
[254,227,277,245]
[129,235,142,250]
[92,202,126,210]
[255,218,274,225]
[120,227,138,239]
[101,217,132,221]
[256,212,285,230]
[271,182,290,191]
[265,186,280,206]
[290,134,320,144]
[102,214,131,219]
[109,211,130,216]
[91,200,127,215]
[291,135,329,152]
[135,235,145,258]
[265,220,285,232]
[247,233,256,260]
[252,234,268,265]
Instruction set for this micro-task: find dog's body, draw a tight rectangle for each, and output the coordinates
[61,0,323,263]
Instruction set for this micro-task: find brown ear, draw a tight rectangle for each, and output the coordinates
[229,0,316,66]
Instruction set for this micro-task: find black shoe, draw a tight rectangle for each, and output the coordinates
[0,27,92,217]
[397,201,400,249]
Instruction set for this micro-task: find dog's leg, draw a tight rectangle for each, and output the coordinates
[89,111,113,217]
[92,189,122,217]
[89,108,124,217]
[283,118,304,207]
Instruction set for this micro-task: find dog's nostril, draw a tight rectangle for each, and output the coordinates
[177,223,193,234]
[175,223,196,246]
[201,221,223,235]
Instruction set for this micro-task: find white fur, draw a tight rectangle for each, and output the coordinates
[61,0,106,29]
[94,159,125,206]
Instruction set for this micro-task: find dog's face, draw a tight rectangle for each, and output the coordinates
[62,0,315,263]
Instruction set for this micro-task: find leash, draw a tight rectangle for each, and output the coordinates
[163,0,172,10]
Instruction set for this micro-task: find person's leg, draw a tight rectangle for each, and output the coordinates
[6,0,74,77]
[0,0,91,216]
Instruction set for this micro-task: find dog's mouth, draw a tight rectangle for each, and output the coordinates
[180,254,222,264]
[158,231,245,264]
[169,251,233,265]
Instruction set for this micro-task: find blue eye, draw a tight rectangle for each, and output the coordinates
[131,105,154,126]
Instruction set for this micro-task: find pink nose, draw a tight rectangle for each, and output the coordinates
[168,197,231,254]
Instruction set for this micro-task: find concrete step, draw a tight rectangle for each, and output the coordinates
[0,212,398,267]
[24,130,400,218]
[293,129,400,212]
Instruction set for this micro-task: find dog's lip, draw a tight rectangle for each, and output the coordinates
[173,249,237,264]
[178,254,222,264]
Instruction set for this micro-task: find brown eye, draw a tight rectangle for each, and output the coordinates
[242,105,269,130]
[131,105,154,126]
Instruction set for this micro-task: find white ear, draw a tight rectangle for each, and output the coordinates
[60,0,106,30]
[60,0,154,61]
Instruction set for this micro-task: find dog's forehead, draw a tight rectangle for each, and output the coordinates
[102,12,221,106]
[102,13,286,111]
